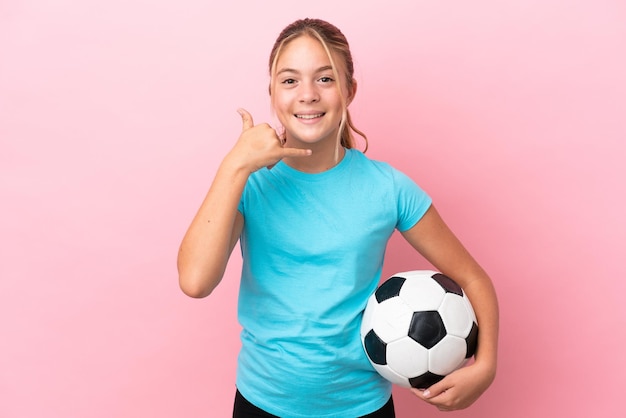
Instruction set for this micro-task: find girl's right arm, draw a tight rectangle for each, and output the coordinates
[177,109,312,298]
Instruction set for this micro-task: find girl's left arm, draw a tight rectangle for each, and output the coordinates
[401,205,499,411]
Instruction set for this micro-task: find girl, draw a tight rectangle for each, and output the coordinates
[178,18,498,417]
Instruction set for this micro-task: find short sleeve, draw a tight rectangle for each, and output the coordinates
[393,168,432,232]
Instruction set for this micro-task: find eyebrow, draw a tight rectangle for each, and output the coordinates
[276,65,334,76]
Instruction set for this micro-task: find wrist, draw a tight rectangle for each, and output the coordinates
[221,152,255,177]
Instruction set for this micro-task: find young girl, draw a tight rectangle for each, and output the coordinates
[178,18,498,417]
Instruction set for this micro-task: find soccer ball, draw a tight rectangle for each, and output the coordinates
[360,270,479,389]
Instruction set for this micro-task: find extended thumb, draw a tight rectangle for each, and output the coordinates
[237,108,254,131]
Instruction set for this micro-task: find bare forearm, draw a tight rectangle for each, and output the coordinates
[177,109,313,297]
[401,206,499,386]
[463,272,499,378]
[177,158,249,298]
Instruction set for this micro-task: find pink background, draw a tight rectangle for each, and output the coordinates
[1,1,625,417]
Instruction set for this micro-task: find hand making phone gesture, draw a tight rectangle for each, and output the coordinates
[227,108,312,173]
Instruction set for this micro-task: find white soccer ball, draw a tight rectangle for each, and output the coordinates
[360,270,479,389]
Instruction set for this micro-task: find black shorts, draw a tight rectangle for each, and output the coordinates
[233,389,395,418]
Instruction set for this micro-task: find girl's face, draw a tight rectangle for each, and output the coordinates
[271,35,353,148]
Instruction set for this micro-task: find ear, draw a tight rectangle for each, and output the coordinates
[346,78,357,105]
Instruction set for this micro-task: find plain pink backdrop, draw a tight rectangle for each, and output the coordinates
[1,1,625,417]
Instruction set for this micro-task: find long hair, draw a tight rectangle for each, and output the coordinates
[268,18,368,152]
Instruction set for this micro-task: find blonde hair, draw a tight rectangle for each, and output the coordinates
[268,18,368,152]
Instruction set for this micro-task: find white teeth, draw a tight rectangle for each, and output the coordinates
[295,113,323,119]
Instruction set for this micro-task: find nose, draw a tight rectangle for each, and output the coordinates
[299,81,320,103]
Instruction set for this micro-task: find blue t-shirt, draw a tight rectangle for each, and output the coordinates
[236,149,432,417]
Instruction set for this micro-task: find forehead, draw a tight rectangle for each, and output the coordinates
[276,35,339,72]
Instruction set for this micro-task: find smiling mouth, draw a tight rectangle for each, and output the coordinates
[295,113,325,119]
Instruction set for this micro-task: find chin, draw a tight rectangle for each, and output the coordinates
[290,129,339,145]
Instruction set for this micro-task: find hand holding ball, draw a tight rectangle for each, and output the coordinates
[360,270,479,389]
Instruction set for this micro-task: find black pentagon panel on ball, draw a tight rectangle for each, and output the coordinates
[465,322,479,358]
[364,329,387,365]
[432,273,463,296]
[375,276,406,303]
[409,371,445,389]
[408,311,447,349]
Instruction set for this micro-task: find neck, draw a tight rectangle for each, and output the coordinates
[283,138,345,173]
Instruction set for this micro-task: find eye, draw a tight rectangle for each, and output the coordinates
[281,78,297,85]
[319,76,334,83]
